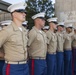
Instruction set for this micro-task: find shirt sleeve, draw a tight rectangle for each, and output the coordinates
[0,30,9,47]
[46,32,52,44]
[27,30,36,46]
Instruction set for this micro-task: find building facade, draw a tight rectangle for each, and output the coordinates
[55,0,76,26]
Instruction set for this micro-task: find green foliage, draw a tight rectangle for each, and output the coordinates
[26,0,55,29]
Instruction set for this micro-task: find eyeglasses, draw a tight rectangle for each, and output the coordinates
[14,9,27,14]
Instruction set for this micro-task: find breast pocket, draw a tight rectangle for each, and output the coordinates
[67,36,70,40]
[16,36,23,45]
[9,35,17,45]
[52,36,56,42]
[37,35,42,41]
[58,36,63,42]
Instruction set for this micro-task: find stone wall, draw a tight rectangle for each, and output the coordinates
[55,0,76,26]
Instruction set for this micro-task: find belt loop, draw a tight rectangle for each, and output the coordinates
[7,61,8,63]
[18,61,19,64]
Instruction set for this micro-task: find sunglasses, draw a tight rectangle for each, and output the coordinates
[38,17,46,20]
[58,25,64,27]
[51,21,58,24]
[14,9,27,14]
[68,27,73,29]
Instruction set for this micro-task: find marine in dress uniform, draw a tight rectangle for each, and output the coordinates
[46,17,57,75]
[56,22,64,75]
[72,27,76,75]
[0,20,12,75]
[28,12,47,75]
[63,24,73,75]
[0,2,29,75]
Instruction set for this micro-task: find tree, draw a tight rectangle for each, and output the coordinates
[26,0,55,29]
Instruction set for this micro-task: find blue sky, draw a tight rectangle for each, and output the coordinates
[3,0,55,4]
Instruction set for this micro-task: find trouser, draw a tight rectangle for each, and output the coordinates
[64,50,72,75]
[3,63,29,75]
[0,60,4,75]
[47,53,56,75]
[29,59,47,75]
[56,52,64,75]
[72,47,76,75]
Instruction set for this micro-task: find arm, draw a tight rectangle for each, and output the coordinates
[0,46,4,58]
[0,30,9,47]
[46,32,51,45]
[27,30,36,47]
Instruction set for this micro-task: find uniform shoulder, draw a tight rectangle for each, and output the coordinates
[42,30,46,34]
[46,30,51,35]
[56,32,60,36]
[2,24,13,34]
[29,28,37,35]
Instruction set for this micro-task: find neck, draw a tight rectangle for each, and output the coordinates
[57,30,61,33]
[35,24,41,30]
[50,27,54,32]
[13,19,22,27]
[66,30,70,34]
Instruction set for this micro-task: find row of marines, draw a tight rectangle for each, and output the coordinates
[0,2,76,75]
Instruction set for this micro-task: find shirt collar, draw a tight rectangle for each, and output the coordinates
[11,22,26,32]
[49,29,55,35]
[33,26,42,33]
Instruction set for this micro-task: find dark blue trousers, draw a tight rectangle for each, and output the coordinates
[0,60,4,75]
[3,63,29,75]
[47,53,56,75]
[64,50,72,75]
[56,52,64,75]
[72,47,76,75]
[29,59,47,75]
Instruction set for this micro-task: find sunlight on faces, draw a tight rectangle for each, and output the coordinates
[58,26,64,32]
[35,18,45,28]
[12,12,26,22]
[39,19,45,28]
[7,2,27,22]
[66,27,72,33]
[49,22,57,29]
[32,12,45,28]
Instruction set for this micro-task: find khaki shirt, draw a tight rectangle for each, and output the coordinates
[46,30,57,53]
[63,32,73,50]
[0,22,28,62]
[56,32,64,52]
[72,34,76,48]
[28,26,47,58]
